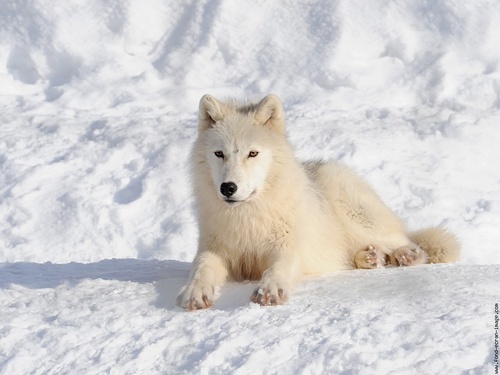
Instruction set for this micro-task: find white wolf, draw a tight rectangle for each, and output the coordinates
[177,94,460,310]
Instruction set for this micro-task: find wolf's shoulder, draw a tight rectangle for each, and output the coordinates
[300,159,359,186]
[301,159,326,177]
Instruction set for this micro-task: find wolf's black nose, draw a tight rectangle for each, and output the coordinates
[220,182,237,198]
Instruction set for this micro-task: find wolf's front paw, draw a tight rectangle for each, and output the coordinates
[177,281,217,311]
[392,246,427,267]
[355,245,387,269]
[251,279,288,306]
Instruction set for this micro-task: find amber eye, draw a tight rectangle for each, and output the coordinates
[248,151,259,158]
[214,151,224,158]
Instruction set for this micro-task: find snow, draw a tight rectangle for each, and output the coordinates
[0,0,499,374]
[1,262,498,374]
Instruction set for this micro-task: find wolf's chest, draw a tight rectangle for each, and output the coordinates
[218,210,291,249]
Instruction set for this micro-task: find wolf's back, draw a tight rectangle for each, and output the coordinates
[408,227,460,263]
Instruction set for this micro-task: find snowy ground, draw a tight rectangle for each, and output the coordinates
[1,0,499,374]
[1,262,498,374]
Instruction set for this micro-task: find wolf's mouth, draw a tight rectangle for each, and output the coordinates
[224,199,241,204]
[223,190,257,205]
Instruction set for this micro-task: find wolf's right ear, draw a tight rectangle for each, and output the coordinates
[198,94,224,130]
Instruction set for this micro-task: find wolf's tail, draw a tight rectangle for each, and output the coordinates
[408,227,460,263]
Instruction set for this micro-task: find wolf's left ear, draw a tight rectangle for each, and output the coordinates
[254,94,285,134]
[198,94,225,130]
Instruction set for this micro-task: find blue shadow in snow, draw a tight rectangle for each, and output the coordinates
[0,259,190,289]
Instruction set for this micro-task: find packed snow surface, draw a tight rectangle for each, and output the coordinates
[1,0,499,374]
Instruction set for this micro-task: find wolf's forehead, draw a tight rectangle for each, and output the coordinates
[218,138,252,152]
[209,124,257,150]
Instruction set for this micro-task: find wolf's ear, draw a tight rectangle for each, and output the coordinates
[254,94,285,134]
[198,94,225,130]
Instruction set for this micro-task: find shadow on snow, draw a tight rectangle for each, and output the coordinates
[0,259,267,311]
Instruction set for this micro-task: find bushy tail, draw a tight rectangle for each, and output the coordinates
[408,227,460,264]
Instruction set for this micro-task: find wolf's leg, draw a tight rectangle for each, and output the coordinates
[177,251,228,311]
[251,254,297,306]
[355,245,389,269]
[390,244,427,267]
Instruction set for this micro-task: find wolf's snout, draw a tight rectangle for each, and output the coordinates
[220,182,238,198]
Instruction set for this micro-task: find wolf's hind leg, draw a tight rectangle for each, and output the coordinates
[390,245,428,267]
[355,245,389,269]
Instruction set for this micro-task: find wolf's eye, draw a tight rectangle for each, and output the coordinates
[214,151,224,158]
[248,151,259,158]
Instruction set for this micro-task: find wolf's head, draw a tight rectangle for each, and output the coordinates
[194,94,286,207]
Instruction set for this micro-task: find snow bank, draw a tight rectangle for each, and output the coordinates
[1,0,499,373]
[1,0,500,264]
[1,0,499,265]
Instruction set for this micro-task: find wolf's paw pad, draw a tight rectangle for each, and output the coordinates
[177,283,216,311]
[365,245,380,265]
[393,246,427,267]
[251,283,287,306]
[355,245,386,269]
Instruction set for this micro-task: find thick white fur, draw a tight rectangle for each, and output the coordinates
[177,94,460,310]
